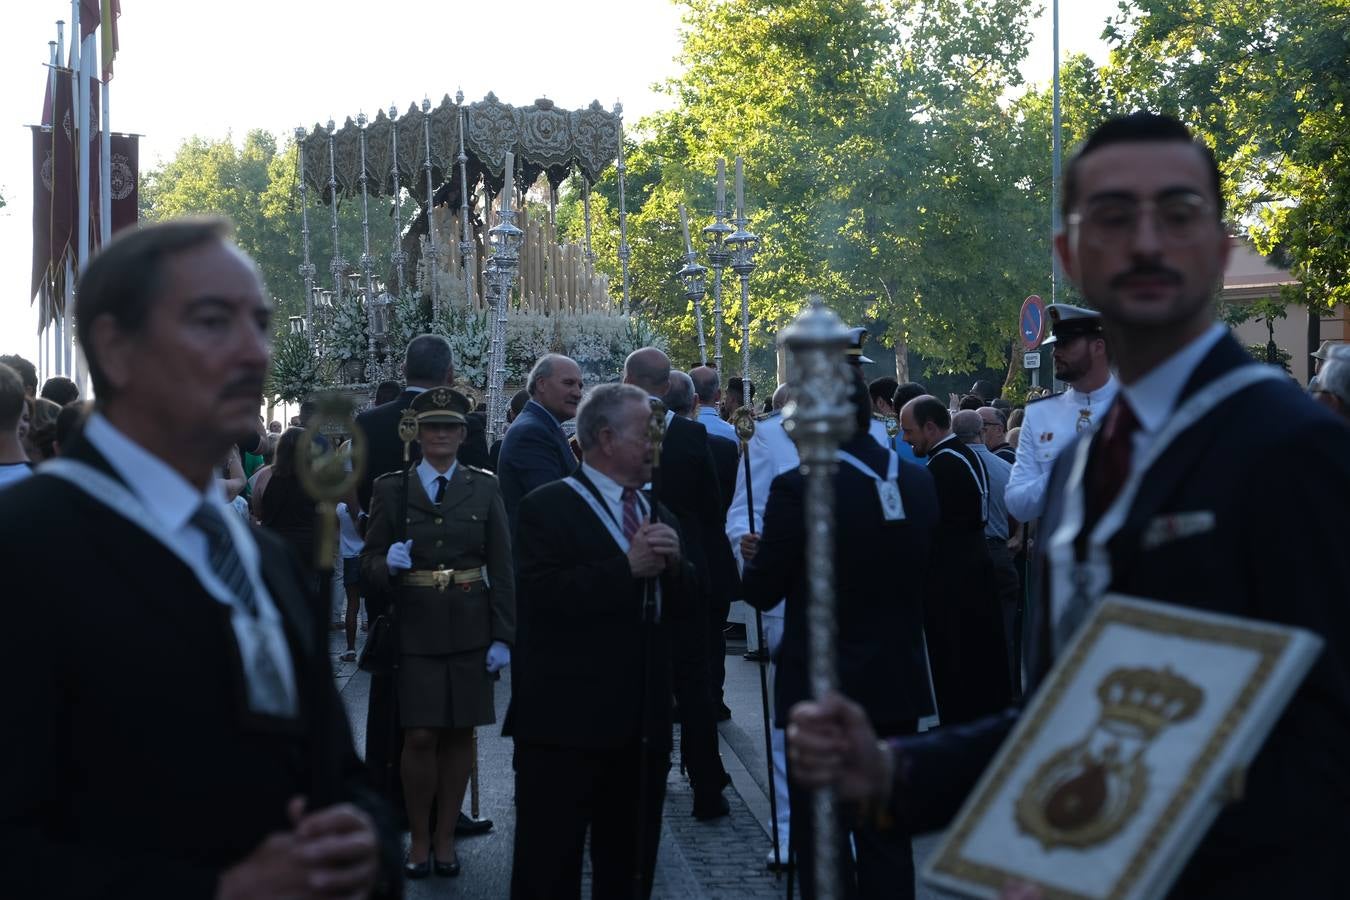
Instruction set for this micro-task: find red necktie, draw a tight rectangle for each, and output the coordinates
[621,488,642,541]
[1088,397,1141,518]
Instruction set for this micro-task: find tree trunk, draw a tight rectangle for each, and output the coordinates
[893,326,909,383]
[1004,341,1024,392]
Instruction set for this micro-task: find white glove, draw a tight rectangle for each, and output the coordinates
[386,539,413,574]
[485,640,511,673]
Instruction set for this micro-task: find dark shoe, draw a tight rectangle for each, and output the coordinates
[692,793,731,821]
[743,648,769,662]
[404,854,431,879]
[455,811,493,836]
[433,855,462,877]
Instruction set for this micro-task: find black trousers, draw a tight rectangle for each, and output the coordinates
[707,594,732,708]
[986,536,1022,696]
[511,740,669,900]
[787,721,917,900]
[671,595,727,797]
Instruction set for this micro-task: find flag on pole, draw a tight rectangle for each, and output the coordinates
[101,1,120,81]
[31,67,77,326]
[109,133,138,234]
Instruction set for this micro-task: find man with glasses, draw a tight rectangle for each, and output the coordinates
[1004,303,1118,524]
[788,112,1350,898]
[977,406,1016,464]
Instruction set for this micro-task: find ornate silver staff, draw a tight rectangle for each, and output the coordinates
[487,153,523,444]
[296,126,318,345]
[388,103,407,297]
[702,159,733,372]
[725,157,759,406]
[615,101,631,313]
[677,203,709,366]
[326,119,346,307]
[456,90,475,309]
[357,112,380,383]
[780,300,855,900]
[421,96,440,319]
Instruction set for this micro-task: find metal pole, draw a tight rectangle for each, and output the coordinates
[358,112,379,383]
[780,300,855,900]
[327,119,345,307]
[487,153,522,444]
[1051,0,1061,305]
[727,157,759,409]
[100,79,110,247]
[422,97,439,320]
[296,127,317,343]
[582,177,595,263]
[704,159,732,373]
[456,91,475,309]
[615,102,631,313]
[389,104,407,297]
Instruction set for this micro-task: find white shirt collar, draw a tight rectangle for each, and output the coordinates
[416,457,458,501]
[581,461,630,504]
[82,412,223,532]
[1064,373,1120,407]
[1121,323,1228,435]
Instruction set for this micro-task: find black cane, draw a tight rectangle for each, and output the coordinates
[634,400,667,900]
[732,407,784,879]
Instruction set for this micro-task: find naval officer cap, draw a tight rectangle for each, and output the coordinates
[846,326,873,365]
[1041,303,1105,347]
[410,387,472,426]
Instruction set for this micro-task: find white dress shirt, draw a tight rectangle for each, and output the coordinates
[580,461,650,527]
[1118,323,1229,473]
[725,412,796,620]
[83,413,299,716]
[416,458,459,504]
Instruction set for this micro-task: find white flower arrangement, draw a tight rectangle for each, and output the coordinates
[325,292,369,363]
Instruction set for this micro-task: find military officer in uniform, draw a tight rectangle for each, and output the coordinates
[1004,304,1118,523]
[362,387,515,880]
[846,326,893,449]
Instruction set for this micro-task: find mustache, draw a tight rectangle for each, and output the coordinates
[1110,264,1182,289]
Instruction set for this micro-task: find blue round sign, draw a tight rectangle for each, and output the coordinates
[1020,295,1045,350]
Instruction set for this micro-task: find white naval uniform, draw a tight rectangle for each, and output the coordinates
[1005,376,1119,523]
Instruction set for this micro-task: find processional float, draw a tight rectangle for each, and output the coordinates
[292,93,630,442]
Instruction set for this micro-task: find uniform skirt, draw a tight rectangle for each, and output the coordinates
[398,650,497,729]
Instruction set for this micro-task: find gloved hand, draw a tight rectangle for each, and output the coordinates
[386,539,413,574]
[485,640,511,673]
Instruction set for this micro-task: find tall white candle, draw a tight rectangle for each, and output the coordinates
[680,203,693,255]
[501,151,515,211]
[734,156,745,220]
[716,158,726,213]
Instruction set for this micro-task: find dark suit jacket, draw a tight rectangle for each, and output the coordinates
[658,414,740,610]
[895,336,1350,896]
[505,470,694,751]
[743,434,938,728]
[0,439,399,899]
[355,389,488,511]
[708,433,739,515]
[497,400,576,534]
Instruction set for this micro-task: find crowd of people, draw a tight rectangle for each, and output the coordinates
[2,111,1348,900]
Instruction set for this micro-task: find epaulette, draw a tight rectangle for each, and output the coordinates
[373,467,413,482]
[464,464,496,478]
[1025,392,1059,406]
[756,410,781,422]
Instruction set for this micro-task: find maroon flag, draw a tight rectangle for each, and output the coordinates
[31,68,77,319]
[109,133,138,234]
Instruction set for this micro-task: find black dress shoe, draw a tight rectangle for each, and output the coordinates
[455,811,493,836]
[692,793,731,821]
[434,855,462,877]
[403,855,431,879]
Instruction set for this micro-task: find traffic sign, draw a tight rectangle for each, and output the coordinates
[1023,351,1042,370]
[1020,294,1046,350]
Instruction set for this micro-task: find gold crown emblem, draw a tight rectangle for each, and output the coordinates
[1096,666,1203,739]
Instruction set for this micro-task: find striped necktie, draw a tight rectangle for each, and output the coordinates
[621,488,642,541]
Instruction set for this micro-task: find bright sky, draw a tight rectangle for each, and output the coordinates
[0,0,1116,373]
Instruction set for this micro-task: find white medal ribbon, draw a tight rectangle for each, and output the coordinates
[38,458,298,716]
[837,448,905,521]
[933,445,989,522]
[564,475,661,621]
[1047,364,1284,648]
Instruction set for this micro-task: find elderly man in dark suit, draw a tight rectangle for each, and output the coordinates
[497,353,583,532]
[790,113,1350,899]
[508,382,693,899]
[624,347,734,818]
[741,372,939,900]
[0,218,397,898]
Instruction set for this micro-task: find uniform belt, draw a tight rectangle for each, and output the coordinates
[401,566,487,591]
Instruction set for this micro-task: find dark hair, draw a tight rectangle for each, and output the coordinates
[958,394,983,411]
[868,376,898,405]
[0,355,37,392]
[55,400,88,450]
[76,217,236,401]
[850,370,872,432]
[969,379,997,401]
[374,379,403,405]
[892,381,927,410]
[726,376,755,402]
[40,375,79,406]
[909,396,951,431]
[1062,112,1224,222]
[273,427,304,478]
[404,334,454,383]
[980,404,1008,428]
[0,364,25,430]
[509,389,530,417]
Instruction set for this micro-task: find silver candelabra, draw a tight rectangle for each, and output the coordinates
[486,154,523,444]
[780,299,856,900]
[725,157,759,406]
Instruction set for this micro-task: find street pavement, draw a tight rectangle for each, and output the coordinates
[333,628,945,898]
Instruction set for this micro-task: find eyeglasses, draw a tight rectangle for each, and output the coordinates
[1068,193,1214,249]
